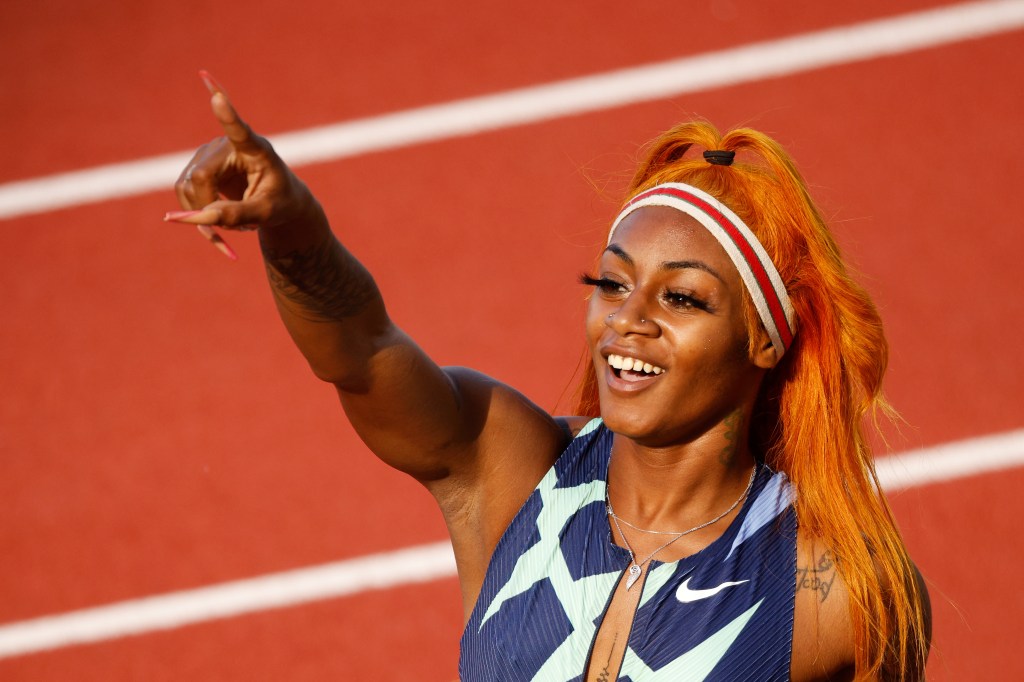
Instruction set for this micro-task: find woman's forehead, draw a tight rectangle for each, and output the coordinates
[606,206,737,273]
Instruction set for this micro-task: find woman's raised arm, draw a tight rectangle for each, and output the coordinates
[166,75,566,497]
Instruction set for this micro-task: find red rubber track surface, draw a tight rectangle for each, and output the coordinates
[1,1,1021,679]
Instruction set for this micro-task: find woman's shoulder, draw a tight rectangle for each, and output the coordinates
[791,532,856,681]
[790,528,931,681]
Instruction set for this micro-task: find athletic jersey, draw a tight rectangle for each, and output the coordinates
[459,418,798,681]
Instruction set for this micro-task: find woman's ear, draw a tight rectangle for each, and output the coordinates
[752,330,780,369]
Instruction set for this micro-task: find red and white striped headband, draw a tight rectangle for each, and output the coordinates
[608,182,796,357]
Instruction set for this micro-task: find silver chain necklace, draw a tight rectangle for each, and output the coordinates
[606,465,757,590]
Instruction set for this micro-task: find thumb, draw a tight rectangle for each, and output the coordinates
[165,198,268,230]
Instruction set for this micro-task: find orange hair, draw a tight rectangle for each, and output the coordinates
[575,121,929,679]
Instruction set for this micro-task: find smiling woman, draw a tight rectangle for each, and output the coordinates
[169,76,928,680]
[572,122,931,680]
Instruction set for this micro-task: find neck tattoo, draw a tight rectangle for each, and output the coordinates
[606,464,757,590]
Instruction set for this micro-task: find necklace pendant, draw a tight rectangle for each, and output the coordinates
[625,563,642,590]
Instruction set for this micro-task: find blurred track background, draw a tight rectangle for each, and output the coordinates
[1,0,1022,679]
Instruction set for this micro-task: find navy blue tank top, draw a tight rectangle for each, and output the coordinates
[460,419,797,681]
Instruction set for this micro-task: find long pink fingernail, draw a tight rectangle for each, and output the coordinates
[198,70,225,95]
[196,224,238,261]
[165,207,221,224]
[212,238,239,261]
[164,210,201,221]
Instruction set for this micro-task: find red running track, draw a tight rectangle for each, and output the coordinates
[1,0,1022,679]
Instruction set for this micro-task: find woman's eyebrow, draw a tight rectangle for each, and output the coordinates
[662,259,725,283]
[604,243,632,265]
[605,243,724,282]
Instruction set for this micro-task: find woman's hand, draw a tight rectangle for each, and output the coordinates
[167,71,323,237]
[161,74,572,605]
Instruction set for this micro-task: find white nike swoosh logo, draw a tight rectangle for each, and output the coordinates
[675,577,749,603]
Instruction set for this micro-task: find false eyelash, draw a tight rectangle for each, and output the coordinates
[581,273,712,312]
[579,273,625,292]
[662,290,712,312]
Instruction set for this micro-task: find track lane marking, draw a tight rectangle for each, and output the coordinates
[2,0,1023,220]
[1,428,1022,659]
[0,542,456,660]
[875,428,1024,491]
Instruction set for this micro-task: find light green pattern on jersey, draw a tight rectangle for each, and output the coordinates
[476,418,762,681]
[478,419,625,679]
[619,600,763,681]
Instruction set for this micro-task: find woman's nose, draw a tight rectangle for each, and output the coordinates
[605,296,656,335]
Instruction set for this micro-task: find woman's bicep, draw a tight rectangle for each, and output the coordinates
[335,329,562,484]
[334,328,469,479]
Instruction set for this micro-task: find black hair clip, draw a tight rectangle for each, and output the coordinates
[703,150,735,166]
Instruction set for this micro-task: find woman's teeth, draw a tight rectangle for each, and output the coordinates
[607,354,664,375]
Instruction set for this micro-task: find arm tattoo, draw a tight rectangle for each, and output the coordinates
[796,550,836,602]
[262,239,378,321]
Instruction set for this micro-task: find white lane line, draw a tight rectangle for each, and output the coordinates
[2,0,1023,221]
[0,541,456,660]
[876,428,1024,491]
[0,428,1022,659]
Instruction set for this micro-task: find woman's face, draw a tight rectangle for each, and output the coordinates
[585,205,768,447]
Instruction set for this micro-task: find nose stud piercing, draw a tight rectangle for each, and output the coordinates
[607,313,646,323]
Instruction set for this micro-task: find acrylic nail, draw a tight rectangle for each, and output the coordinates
[198,70,226,96]
[164,210,202,221]
[196,224,238,261]
[165,207,221,225]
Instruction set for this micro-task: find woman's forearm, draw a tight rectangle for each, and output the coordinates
[258,210,391,388]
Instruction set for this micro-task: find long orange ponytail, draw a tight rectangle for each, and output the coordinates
[576,121,929,679]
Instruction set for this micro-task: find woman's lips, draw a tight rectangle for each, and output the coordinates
[604,355,665,393]
[606,353,664,375]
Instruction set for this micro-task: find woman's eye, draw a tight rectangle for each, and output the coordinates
[664,291,710,312]
[580,274,627,295]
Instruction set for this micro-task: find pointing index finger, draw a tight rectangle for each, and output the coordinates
[198,69,227,97]
[198,70,257,150]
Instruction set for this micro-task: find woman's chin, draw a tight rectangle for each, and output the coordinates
[599,409,662,442]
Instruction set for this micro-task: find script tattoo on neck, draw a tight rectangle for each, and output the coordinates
[719,409,743,466]
[262,238,377,321]
[796,550,836,602]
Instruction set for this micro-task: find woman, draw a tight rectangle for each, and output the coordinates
[169,75,930,680]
